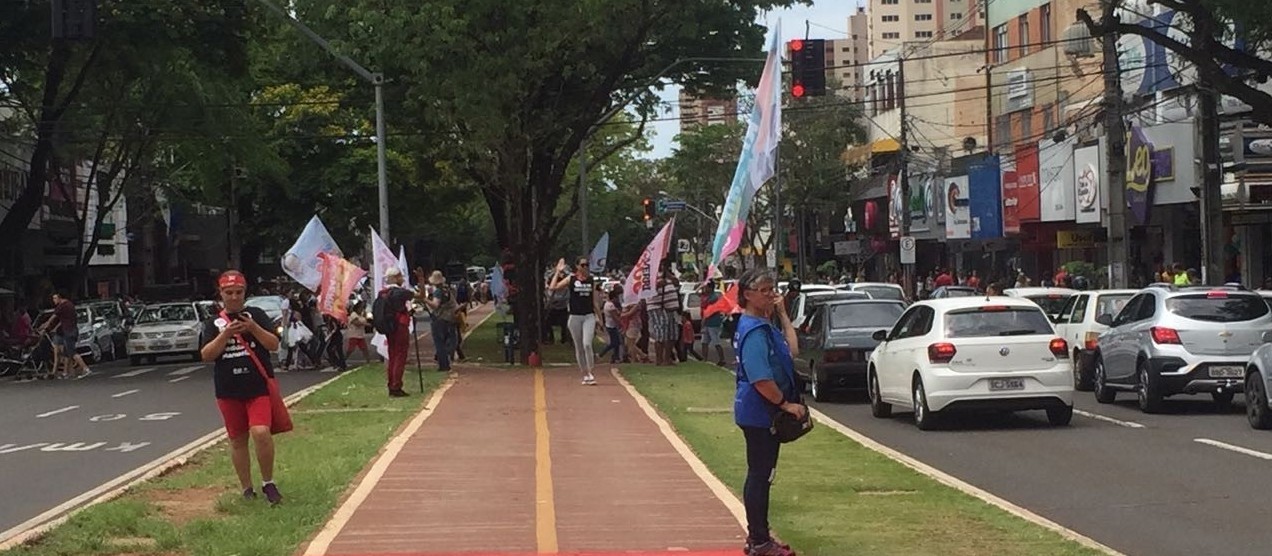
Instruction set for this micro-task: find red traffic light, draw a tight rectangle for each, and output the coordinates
[792,83,806,98]
[789,39,804,52]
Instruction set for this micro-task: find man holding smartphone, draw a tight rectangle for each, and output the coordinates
[200,270,284,505]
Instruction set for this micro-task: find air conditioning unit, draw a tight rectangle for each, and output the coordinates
[1062,23,1096,58]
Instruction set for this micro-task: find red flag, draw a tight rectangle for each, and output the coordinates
[705,284,742,318]
[316,252,367,323]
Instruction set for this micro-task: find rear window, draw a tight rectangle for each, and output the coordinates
[808,292,869,310]
[858,286,904,301]
[944,307,1054,338]
[1094,294,1132,320]
[1024,294,1073,316]
[942,288,979,298]
[829,302,904,329]
[1165,294,1269,322]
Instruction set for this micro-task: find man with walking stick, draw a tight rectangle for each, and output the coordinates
[372,267,415,397]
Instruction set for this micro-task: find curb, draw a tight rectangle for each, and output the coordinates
[0,368,351,550]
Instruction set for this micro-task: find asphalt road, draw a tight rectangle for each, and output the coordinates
[0,354,331,538]
[811,389,1272,556]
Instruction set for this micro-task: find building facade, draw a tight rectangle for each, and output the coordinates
[677,91,737,134]
[868,0,983,59]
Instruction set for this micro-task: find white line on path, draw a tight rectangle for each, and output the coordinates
[1074,409,1146,429]
[35,406,79,418]
[166,366,202,376]
[110,389,139,398]
[1194,438,1272,461]
[113,368,155,378]
[168,376,190,384]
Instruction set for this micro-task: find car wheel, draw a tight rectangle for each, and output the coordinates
[1046,405,1074,426]
[1212,391,1235,410]
[912,376,937,431]
[190,352,201,363]
[1246,371,1272,430]
[1137,359,1164,414]
[868,368,891,418]
[103,341,115,362]
[1093,356,1116,404]
[811,366,829,403]
[129,356,142,366]
[1073,350,1093,391]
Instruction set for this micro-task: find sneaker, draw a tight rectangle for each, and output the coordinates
[747,540,795,556]
[583,374,597,386]
[74,369,93,380]
[242,488,257,501]
[261,483,283,506]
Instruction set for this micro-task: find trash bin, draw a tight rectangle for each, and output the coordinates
[498,322,520,364]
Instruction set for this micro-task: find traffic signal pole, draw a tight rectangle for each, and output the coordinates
[898,55,915,298]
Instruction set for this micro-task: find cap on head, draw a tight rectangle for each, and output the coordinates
[218,270,247,290]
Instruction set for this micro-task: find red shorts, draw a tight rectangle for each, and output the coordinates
[346,337,368,350]
[216,396,272,439]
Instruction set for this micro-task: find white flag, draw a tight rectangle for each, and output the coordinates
[623,218,675,305]
[589,232,609,273]
[397,246,410,283]
[282,216,342,292]
[369,227,398,295]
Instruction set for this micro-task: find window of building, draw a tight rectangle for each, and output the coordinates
[951,12,963,19]
[915,0,932,3]
[882,15,899,22]
[915,13,933,21]
[1018,14,1030,57]
[993,24,1008,63]
[882,32,900,39]
[881,0,898,4]
[915,31,934,38]
[1040,3,1052,44]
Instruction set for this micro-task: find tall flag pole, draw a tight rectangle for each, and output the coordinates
[707,20,783,279]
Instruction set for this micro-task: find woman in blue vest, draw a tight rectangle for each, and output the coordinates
[733,267,805,556]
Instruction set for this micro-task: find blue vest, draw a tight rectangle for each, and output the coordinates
[733,314,798,429]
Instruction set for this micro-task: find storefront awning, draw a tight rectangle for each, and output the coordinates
[841,138,901,166]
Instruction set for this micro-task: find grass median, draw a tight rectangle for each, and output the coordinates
[621,363,1104,556]
[2,364,444,556]
[460,312,587,365]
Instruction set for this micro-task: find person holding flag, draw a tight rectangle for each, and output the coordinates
[375,267,416,397]
[700,280,728,366]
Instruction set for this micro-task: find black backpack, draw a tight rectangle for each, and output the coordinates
[372,288,406,334]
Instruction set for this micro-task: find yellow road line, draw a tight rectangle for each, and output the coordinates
[534,369,558,553]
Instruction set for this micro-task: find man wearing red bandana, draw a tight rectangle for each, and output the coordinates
[200,270,285,505]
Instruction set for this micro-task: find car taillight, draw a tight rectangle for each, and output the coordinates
[1049,338,1069,357]
[928,342,957,363]
[1151,326,1182,345]
[1084,332,1100,351]
[1206,291,1228,299]
[981,305,1008,312]
[824,349,847,363]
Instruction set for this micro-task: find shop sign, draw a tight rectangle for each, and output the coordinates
[1057,230,1100,249]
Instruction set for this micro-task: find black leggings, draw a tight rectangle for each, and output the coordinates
[742,425,780,544]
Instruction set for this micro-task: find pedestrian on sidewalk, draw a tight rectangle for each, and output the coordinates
[345,302,372,364]
[199,270,285,505]
[621,299,649,363]
[548,256,599,385]
[596,288,623,364]
[376,267,415,397]
[678,311,704,362]
[421,270,460,373]
[700,281,727,366]
[732,267,805,556]
[648,268,680,366]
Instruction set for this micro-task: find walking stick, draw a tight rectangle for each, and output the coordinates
[414,317,424,393]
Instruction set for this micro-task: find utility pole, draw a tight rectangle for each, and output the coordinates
[898,55,914,297]
[579,140,588,253]
[1194,12,1224,286]
[1100,0,1129,288]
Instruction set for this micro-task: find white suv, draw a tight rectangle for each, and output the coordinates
[1053,289,1138,391]
[867,297,1075,430]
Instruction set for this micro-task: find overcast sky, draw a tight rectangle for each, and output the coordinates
[642,0,865,159]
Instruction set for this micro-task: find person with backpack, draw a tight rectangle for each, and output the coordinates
[373,267,415,397]
[422,270,459,373]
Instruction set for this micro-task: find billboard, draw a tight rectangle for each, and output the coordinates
[945,175,971,239]
[1001,161,1019,235]
[1015,143,1041,222]
[1073,145,1102,224]
[969,155,1003,240]
[1039,138,1076,222]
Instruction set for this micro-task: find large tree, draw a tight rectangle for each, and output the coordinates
[283,0,799,360]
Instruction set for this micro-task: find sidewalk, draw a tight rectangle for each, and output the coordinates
[301,364,745,556]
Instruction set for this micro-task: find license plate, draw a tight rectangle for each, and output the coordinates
[151,342,172,350]
[1209,365,1244,378]
[989,378,1026,391]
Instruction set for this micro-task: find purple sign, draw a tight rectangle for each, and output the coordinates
[1125,126,1155,226]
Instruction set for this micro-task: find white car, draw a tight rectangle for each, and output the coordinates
[844,282,908,303]
[1244,342,1272,429]
[127,302,205,365]
[866,297,1075,430]
[1003,287,1078,321]
[1052,289,1138,391]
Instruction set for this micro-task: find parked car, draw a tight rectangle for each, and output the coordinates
[1243,342,1272,429]
[37,306,116,362]
[844,282,907,303]
[867,297,1075,430]
[1052,289,1138,390]
[86,300,128,354]
[1092,285,1272,413]
[127,302,205,365]
[1004,287,1079,321]
[796,299,906,401]
[929,286,982,299]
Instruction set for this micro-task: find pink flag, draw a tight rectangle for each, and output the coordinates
[317,252,368,323]
[623,218,675,304]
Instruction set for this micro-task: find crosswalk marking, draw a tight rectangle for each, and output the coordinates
[113,367,156,378]
[169,376,191,383]
[111,389,140,398]
[167,366,203,376]
[36,405,79,418]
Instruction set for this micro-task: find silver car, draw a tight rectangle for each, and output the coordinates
[1093,285,1272,413]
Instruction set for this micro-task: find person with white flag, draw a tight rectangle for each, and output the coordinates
[622,218,676,364]
[707,21,782,280]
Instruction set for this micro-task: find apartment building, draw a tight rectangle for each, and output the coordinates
[677,91,737,134]
[869,0,982,58]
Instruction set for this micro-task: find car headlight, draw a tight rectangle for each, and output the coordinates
[276,325,284,335]
[177,329,196,338]
[129,333,141,340]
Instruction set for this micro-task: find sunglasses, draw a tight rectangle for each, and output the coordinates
[577,262,589,267]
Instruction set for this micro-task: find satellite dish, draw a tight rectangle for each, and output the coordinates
[962,137,978,153]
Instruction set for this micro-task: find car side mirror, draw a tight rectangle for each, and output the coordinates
[872,329,889,342]
[93,317,105,326]
[1095,314,1114,326]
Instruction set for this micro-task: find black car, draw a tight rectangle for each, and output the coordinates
[796,299,907,401]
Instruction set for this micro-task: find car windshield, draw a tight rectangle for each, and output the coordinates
[137,304,197,324]
[90,303,121,321]
[944,307,1053,338]
[246,296,284,315]
[75,307,89,324]
[1166,294,1270,322]
[857,286,903,301]
[829,302,904,329]
[941,288,979,298]
[1095,294,1133,321]
[685,293,700,309]
[1024,294,1073,316]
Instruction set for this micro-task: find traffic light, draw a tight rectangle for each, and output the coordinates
[788,39,827,98]
[642,197,654,221]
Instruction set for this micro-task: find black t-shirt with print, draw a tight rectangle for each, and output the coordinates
[199,306,277,400]
[568,276,595,315]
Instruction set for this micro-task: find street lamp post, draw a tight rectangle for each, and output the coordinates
[253,0,391,241]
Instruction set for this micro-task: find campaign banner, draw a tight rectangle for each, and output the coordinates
[282,216,342,292]
[624,218,675,304]
[1001,162,1020,235]
[316,252,367,324]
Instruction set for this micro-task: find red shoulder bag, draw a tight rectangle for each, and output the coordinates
[221,311,293,434]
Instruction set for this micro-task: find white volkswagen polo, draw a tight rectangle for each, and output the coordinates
[866,297,1075,430]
